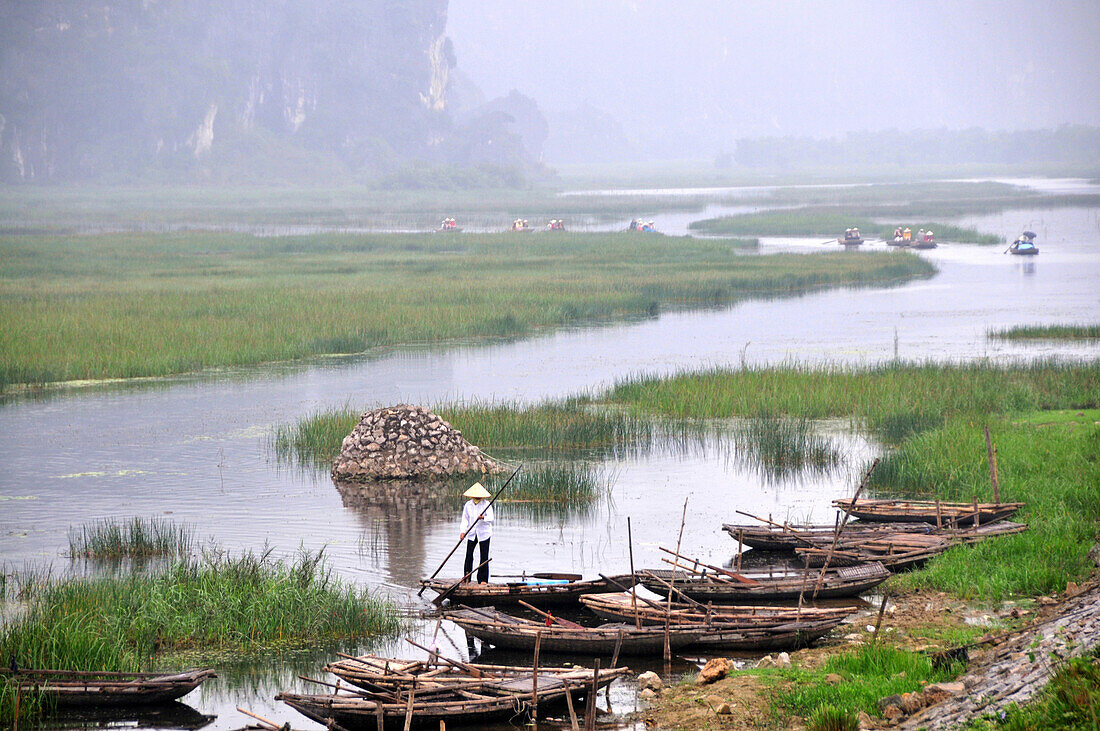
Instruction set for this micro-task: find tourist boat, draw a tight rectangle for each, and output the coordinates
[443,606,704,655]
[888,237,910,247]
[832,498,1024,526]
[0,668,216,707]
[638,562,890,602]
[839,235,864,246]
[278,664,625,730]
[419,572,633,607]
[910,238,938,249]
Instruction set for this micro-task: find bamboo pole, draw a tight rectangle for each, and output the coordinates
[235,708,283,731]
[985,426,1001,503]
[627,516,640,629]
[402,690,415,731]
[658,546,761,585]
[872,592,891,644]
[562,679,581,731]
[532,631,541,724]
[418,465,522,596]
[665,498,689,663]
[814,458,877,598]
[585,660,601,731]
[611,629,624,669]
[736,529,744,573]
[430,558,492,606]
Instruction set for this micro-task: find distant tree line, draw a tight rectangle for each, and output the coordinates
[733,126,1100,169]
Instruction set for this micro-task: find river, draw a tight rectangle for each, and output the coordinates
[1,182,1098,729]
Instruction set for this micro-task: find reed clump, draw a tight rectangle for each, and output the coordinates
[988,323,1100,341]
[497,462,612,504]
[67,517,195,560]
[0,548,402,673]
[734,414,841,477]
[0,230,935,387]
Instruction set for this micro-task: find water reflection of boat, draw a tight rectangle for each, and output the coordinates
[1008,231,1039,255]
[36,701,215,730]
[0,667,216,707]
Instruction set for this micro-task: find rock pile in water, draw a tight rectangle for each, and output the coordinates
[331,404,500,482]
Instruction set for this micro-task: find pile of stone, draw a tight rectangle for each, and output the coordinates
[331,404,501,482]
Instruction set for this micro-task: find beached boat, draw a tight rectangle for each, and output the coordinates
[794,533,953,571]
[0,668,216,707]
[832,498,1024,526]
[419,573,633,607]
[279,662,626,729]
[443,606,704,655]
[638,561,890,602]
[723,520,1027,553]
[579,592,855,627]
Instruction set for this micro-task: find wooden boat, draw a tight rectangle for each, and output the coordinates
[419,573,633,607]
[638,561,890,602]
[0,668,216,707]
[579,592,855,628]
[832,498,1024,526]
[443,606,704,655]
[723,522,934,552]
[325,654,616,696]
[910,239,937,249]
[839,236,864,246]
[794,533,953,571]
[1009,232,1039,255]
[278,663,626,730]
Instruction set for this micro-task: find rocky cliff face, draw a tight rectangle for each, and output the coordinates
[0,0,453,182]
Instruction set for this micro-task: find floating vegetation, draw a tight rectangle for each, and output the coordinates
[733,414,841,479]
[67,517,196,560]
[988,323,1100,341]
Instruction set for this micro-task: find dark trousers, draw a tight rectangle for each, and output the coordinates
[463,537,490,583]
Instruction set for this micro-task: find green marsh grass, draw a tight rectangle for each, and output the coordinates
[808,704,859,731]
[67,517,195,559]
[989,323,1100,341]
[690,208,1002,244]
[0,231,935,387]
[760,644,966,722]
[734,414,841,478]
[0,548,402,672]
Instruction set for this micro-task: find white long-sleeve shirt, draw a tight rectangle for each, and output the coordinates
[460,499,494,541]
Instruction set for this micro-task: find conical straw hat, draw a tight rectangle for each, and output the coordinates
[463,482,491,499]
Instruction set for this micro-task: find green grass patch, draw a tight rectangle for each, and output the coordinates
[0,231,936,387]
[734,414,841,478]
[689,208,1002,244]
[757,645,965,721]
[0,548,402,671]
[989,323,1100,341]
[67,516,195,560]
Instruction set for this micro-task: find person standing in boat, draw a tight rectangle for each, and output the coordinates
[460,482,494,583]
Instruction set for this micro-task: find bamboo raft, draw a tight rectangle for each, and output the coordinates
[443,606,704,655]
[794,533,953,570]
[638,561,890,602]
[0,668,216,706]
[278,661,626,730]
[832,498,1024,526]
[419,573,634,607]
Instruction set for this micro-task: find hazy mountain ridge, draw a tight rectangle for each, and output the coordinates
[0,0,499,183]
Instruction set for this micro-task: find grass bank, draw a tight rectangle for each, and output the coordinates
[689,208,1002,244]
[989,323,1100,341]
[0,231,935,388]
[67,517,195,560]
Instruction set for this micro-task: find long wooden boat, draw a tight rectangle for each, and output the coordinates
[443,606,703,655]
[839,236,864,246]
[794,533,952,571]
[638,562,890,602]
[832,498,1024,526]
[0,668,216,707]
[722,522,934,552]
[579,592,855,627]
[419,573,633,607]
[278,666,626,730]
[325,654,613,696]
[688,619,846,650]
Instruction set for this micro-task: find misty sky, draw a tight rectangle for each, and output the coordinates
[447,1,1100,156]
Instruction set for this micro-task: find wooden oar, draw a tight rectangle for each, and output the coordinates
[518,600,585,629]
[418,465,522,596]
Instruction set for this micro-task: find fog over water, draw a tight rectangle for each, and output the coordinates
[448,1,1100,159]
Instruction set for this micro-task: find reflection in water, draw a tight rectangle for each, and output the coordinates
[24,702,214,731]
[1021,261,1037,276]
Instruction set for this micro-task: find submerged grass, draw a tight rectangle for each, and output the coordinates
[0,231,935,387]
[67,517,195,559]
[989,323,1100,341]
[690,208,1002,244]
[734,414,841,478]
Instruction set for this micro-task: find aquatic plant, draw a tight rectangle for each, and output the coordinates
[988,323,1100,341]
[0,230,935,387]
[733,414,841,478]
[67,517,195,560]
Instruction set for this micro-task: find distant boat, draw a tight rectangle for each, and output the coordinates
[839,231,863,246]
[1009,231,1039,255]
[888,237,910,247]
